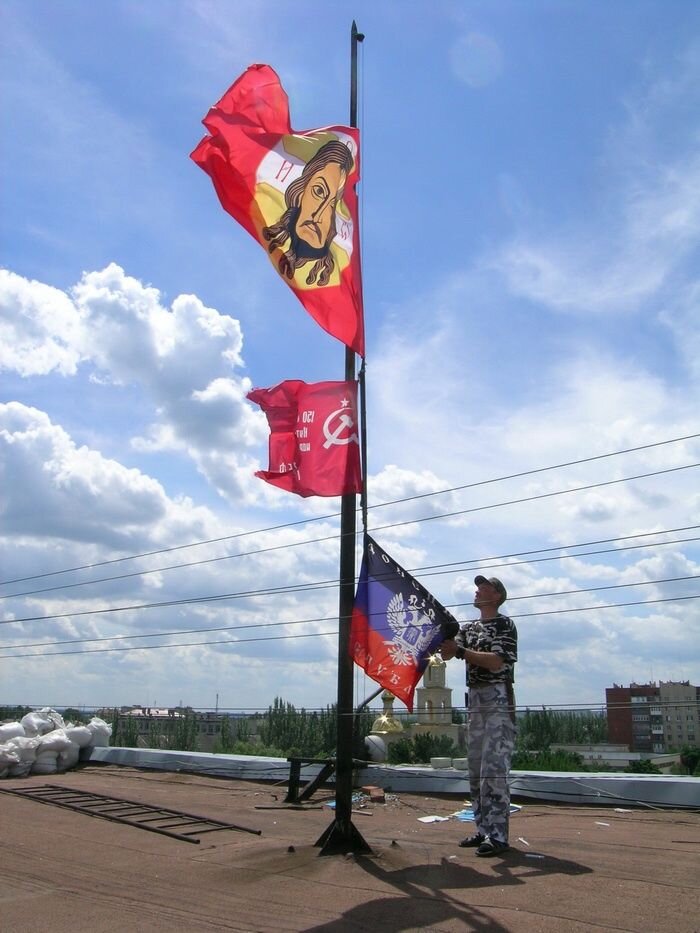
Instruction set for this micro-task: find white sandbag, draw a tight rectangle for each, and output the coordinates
[45,708,66,730]
[8,760,34,777]
[31,707,65,733]
[0,722,25,742]
[50,710,65,729]
[7,735,40,776]
[32,746,59,773]
[57,742,81,771]
[0,742,20,764]
[64,725,93,748]
[37,728,73,753]
[8,735,41,760]
[0,742,21,778]
[32,750,58,775]
[21,709,60,737]
[20,711,50,736]
[86,717,112,747]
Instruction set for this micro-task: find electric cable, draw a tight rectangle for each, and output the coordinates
[1,592,698,659]
[2,572,698,650]
[3,530,698,627]
[2,432,697,587]
[6,699,695,712]
[3,458,699,601]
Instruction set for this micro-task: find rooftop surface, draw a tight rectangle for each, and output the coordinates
[2,763,698,932]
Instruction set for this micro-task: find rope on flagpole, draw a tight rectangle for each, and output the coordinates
[359,358,369,534]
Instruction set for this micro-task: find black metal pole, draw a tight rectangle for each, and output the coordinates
[316,20,369,856]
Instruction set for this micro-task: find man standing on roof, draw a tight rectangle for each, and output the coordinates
[440,574,518,857]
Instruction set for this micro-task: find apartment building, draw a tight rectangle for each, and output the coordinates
[606,681,699,753]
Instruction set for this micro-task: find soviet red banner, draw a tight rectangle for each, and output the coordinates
[247,380,362,498]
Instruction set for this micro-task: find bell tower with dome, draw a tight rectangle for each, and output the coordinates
[413,655,459,741]
[364,656,465,762]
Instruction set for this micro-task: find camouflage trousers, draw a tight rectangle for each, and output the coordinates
[467,683,516,845]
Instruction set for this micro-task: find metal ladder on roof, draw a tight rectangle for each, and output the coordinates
[0,783,262,844]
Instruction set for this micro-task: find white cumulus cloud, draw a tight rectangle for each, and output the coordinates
[0,264,270,502]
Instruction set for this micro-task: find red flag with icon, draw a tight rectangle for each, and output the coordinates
[191,64,364,356]
[247,380,362,498]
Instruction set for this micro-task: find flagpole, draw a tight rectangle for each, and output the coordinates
[316,20,369,856]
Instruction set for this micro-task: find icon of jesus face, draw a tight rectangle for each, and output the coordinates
[294,162,348,249]
[262,138,354,288]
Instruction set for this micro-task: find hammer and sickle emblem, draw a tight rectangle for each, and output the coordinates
[322,405,359,449]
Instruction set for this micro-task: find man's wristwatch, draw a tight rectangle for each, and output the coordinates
[455,646,466,660]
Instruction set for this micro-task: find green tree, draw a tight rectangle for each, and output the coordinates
[259,698,300,751]
[625,759,662,774]
[167,710,199,751]
[386,733,460,765]
[146,721,164,749]
[256,697,375,758]
[387,737,418,764]
[114,715,139,748]
[679,745,700,775]
[0,705,31,722]
[235,717,251,744]
[214,715,238,753]
[517,708,607,752]
[414,732,460,762]
[102,709,122,745]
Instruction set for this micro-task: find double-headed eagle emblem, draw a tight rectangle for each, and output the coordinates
[385,592,439,666]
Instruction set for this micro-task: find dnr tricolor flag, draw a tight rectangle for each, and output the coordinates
[191,64,364,356]
[350,535,459,711]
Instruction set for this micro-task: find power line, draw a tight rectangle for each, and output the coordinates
[3,462,699,601]
[1,592,698,660]
[0,528,345,600]
[371,433,700,508]
[0,515,341,588]
[369,462,700,535]
[3,432,698,588]
[3,529,699,627]
[0,613,332,650]
[3,573,698,651]
[507,574,700,602]
[4,699,697,714]
[0,629,337,659]
[603,700,700,710]
[511,593,700,618]
[408,534,700,586]
[1,578,338,626]
[410,526,700,575]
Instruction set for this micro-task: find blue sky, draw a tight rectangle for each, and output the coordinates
[1,0,699,721]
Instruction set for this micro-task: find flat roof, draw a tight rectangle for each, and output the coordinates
[2,763,698,932]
